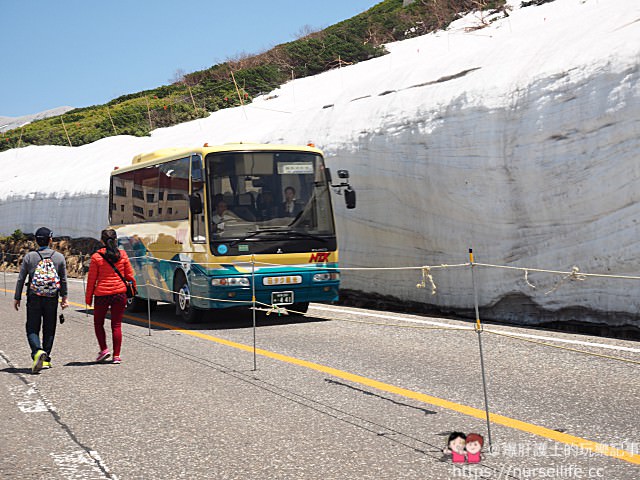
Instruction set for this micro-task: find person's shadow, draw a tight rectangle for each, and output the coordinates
[1,362,105,372]
[1,367,34,375]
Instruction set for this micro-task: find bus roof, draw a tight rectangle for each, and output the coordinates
[112,143,324,174]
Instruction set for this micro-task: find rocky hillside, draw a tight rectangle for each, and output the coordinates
[0,106,74,133]
[0,0,505,152]
[0,236,101,278]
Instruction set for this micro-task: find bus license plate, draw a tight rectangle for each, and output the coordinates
[263,275,302,286]
[272,291,294,305]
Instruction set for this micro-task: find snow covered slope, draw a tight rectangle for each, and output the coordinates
[0,106,74,132]
[1,0,639,325]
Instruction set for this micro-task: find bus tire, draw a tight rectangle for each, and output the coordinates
[289,302,309,315]
[174,273,203,323]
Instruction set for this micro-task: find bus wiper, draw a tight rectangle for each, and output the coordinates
[280,229,327,242]
[287,210,305,226]
[229,228,288,246]
[229,228,326,246]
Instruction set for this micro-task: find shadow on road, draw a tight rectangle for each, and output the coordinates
[64,361,115,367]
[325,378,438,416]
[120,303,330,331]
[0,367,35,375]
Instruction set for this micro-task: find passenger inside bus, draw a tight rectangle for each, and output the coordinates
[234,192,258,221]
[211,197,239,233]
[280,186,303,218]
[257,190,278,220]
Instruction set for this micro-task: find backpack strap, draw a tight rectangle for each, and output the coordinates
[28,251,47,285]
[35,250,54,261]
[98,252,128,288]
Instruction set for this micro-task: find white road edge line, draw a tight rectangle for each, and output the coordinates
[0,350,116,479]
[50,450,116,480]
[310,305,640,353]
[6,271,636,354]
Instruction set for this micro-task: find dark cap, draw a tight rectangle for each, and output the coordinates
[35,227,53,239]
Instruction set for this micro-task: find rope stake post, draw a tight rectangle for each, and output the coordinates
[3,252,6,296]
[147,283,152,336]
[81,254,88,316]
[145,253,152,336]
[469,248,493,452]
[469,249,481,331]
[251,254,257,371]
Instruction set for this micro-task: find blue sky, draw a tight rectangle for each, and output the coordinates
[0,0,379,117]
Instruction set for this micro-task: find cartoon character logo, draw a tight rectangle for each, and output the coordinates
[444,432,467,463]
[465,433,484,463]
[443,431,484,464]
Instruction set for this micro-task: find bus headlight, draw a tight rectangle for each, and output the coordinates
[211,278,250,287]
[313,273,339,282]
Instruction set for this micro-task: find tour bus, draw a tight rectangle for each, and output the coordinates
[109,143,355,322]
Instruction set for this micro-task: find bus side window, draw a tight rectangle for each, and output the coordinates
[136,164,159,223]
[111,170,135,224]
[191,154,206,243]
[159,158,190,222]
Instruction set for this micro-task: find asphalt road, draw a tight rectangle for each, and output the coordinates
[1,271,639,479]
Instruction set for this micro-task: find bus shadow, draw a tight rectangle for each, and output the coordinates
[123,303,330,331]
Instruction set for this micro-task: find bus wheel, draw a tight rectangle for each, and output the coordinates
[289,302,309,315]
[175,276,203,323]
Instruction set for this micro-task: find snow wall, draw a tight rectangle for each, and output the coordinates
[331,63,640,328]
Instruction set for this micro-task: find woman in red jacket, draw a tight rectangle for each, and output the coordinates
[85,229,136,364]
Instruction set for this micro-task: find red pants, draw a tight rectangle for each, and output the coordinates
[93,293,126,357]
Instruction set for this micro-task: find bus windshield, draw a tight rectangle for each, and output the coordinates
[206,151,335,251]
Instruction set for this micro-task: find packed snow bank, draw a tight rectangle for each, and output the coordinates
[2,0,639,325]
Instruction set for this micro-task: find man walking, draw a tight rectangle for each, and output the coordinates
[13,227,68,373]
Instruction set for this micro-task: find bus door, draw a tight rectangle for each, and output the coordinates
[190,154,206,244]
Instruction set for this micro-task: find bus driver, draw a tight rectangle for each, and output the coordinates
[211,199,238,233]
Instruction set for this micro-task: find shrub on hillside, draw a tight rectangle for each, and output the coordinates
[0,0,506,152]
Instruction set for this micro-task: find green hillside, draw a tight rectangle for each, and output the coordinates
[0,0,505,152]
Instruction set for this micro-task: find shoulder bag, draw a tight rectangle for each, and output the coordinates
[99,252,137,298]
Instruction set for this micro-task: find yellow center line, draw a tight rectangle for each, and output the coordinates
[115,307,639,466]
[9,291,640,465]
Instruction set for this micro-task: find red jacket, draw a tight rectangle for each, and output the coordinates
[85,248,136,304]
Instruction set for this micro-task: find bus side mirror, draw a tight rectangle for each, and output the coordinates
[190,194,203,215]
[344,186,356,209]
[329,168,355,208]
[325,168,332,185]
